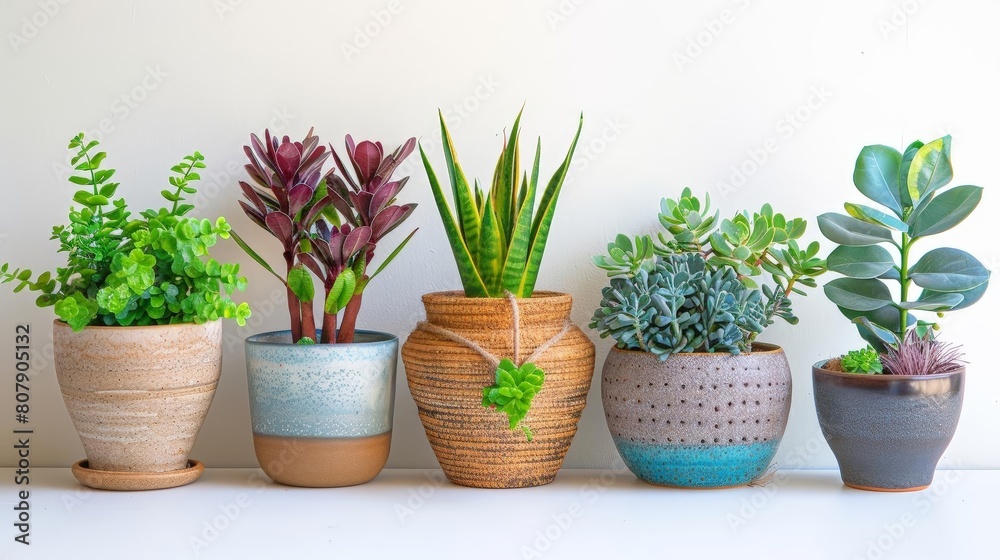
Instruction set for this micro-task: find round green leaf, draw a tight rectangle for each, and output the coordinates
[908,185,982,238]
[919,283,989,312]
[827,245,895,279]
[853,145,903,216]
[908,247,989,292]
[818,213,894,246]
[906,136,953,205]
[823,278,893,311]
[898,292,963,311]
[287,265,315,302]
[844,202,908,231]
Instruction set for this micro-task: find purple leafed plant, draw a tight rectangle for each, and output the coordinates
[232,128,417,344]
[880,330,965,376]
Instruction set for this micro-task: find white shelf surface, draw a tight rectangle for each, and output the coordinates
[1,468,995,559]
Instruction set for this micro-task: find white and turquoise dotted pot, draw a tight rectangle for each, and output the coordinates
[602,344,792,488]
[245,330,397,487]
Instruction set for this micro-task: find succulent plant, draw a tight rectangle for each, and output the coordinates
[422,108,583,298]
[840,346,883,374]
[481,358,544,441]
[880,330,964,376]
[1,134,250,331]
[654,188,826,324]
[233,128,417,344]
[591,253,769,358]
[592,191,825,358]
[819,135,990,351]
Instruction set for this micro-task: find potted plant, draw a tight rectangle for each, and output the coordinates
[814,134,990,491]
[401,109,594,489]
[1,134,250,491]
[591,189,826,488]
[232,127,417,487]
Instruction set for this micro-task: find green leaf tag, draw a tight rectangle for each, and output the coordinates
[481,358,545,441]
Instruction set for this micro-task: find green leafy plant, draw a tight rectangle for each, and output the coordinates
[233,128,417,344]
[481,359,544,441]
[839,346,883,374]
[1,134,250,331]
[592,191,825,359]
[819,135,990,352]
[422,108,583,298]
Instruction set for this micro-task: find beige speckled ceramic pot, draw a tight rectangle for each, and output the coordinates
[53,320,222,476]
[402,291,595,489]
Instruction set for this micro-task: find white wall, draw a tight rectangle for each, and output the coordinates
[1,0,997,470]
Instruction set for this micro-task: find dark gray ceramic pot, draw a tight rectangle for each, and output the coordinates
[812,363,965,492]
[602,344,792,488]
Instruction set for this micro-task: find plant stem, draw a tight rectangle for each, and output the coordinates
[300,300,317,342]
[898,232,912,338]
[337,292,363,343]
[320,310,337,344]
[286,286,302,342]
[171,158,198,214]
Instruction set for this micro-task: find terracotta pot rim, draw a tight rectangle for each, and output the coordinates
[420,290,571,303]
[813,361,966,381]
[245,329,397,347]
[52,318,222,331]
[608,342,784,357]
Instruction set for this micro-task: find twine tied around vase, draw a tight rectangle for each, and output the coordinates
[414,291,572,369]
[415,292,573,441]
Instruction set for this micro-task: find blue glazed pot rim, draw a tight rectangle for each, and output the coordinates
[608,342,784,357]
[813,361,966,381]
[245,329,397,347]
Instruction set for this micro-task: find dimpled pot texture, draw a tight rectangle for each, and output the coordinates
[246,330,397,488]
[402,291,595,489]
[813,363,965,492]
[53,319,222,473]
[602,344,792,488]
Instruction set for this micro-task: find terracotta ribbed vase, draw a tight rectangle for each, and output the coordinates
[53,320,222,490]
[402,291,595,488]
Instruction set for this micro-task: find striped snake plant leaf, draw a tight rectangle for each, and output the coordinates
[501,139,541,295]
[420,144,489,296]
[517,113,584,296]
[438,110,481,261]
[497,108,524,243]
[478,193,505,295]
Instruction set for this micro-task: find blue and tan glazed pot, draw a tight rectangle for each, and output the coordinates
[245,330,397,488]
[602,344,792,488]
[813,363,965,492]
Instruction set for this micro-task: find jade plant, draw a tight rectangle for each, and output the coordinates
[421,108,582,439]
[233,128,417,344]
[422,108,583,298]
[1,134,251,329]
[819,135,989,374]
[592,190,826,358]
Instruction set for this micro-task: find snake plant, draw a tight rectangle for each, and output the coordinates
[421,109,583,298]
